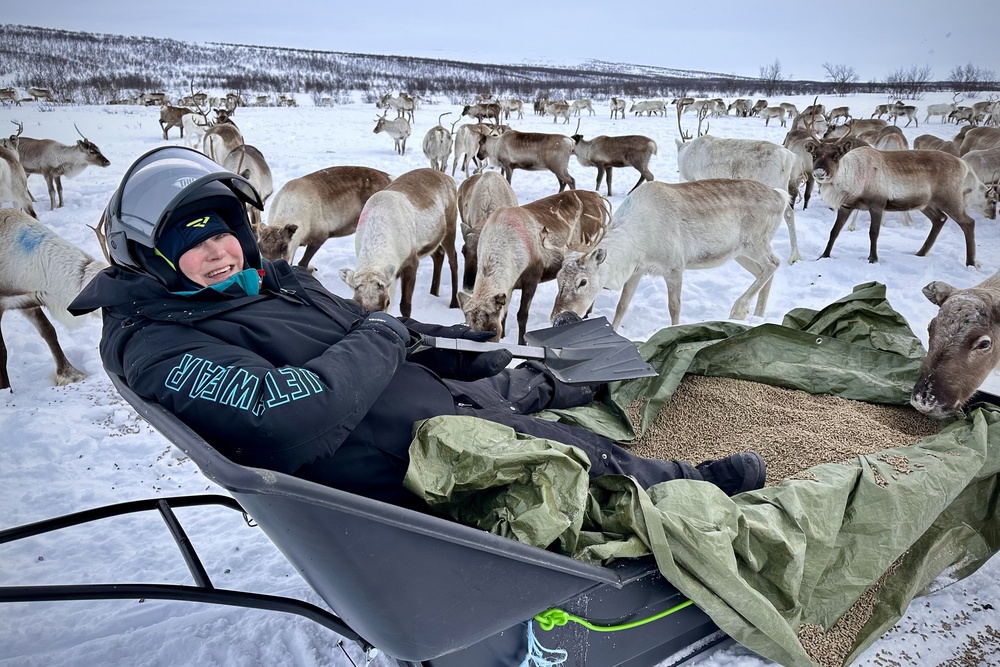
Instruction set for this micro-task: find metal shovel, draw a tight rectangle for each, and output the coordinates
[408,316,658,385]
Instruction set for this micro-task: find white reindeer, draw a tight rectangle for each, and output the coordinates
[551,179,791,329]
[0,209,106,390]
[373,113,411,155]
[422,113,453,172]
[457,171,519,290]
[339,168,459,317]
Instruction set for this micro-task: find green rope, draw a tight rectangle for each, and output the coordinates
[534,599,694,633]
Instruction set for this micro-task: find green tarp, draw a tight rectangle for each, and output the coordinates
[403,283,1000,666]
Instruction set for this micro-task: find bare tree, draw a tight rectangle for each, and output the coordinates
[884,65,933,100]
[758,59,785,97]
[822,63,860,96]
[948,63,997,96]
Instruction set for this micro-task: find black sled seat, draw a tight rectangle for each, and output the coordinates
[104,375,721,666]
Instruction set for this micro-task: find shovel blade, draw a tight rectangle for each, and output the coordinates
[524,317,658,384]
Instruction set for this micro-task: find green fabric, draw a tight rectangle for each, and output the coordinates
[403,283,1000,667]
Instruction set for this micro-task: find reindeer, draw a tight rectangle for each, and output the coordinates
[422,112,453,172]
[339,168,459,318]
[913,134,961,156]
[459,190,610,344]
[159,102,193,140]
[373,112,411,155]
[202,122,243,163]
[499,98,524,120]
[827,106,852,124]
[887,101,919,127]
[760,106,787,127]
[570,121,657,196]
[910,269,1000,419]
[925,94,962,124]
[0,87,20,107]
[570,99,595,116]
[804,124,998,266]
[27,87,56,103]
[543,100,572,124]
[610,97,627,119]
[629,100,666,117]
[377,92,417,122]
[551,180,790,329]
[17,126,110,210]
[492,130,577,192]
[0,209,107,390]
[451,122,495,178]
[461,102,502,123]
[457,171,518,290]
[257,166,391,269]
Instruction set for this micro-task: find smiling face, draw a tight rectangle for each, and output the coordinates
[178,232,245,286]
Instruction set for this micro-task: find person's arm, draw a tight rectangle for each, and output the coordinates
[122,314,408,473]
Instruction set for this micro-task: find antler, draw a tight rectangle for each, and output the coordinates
[676,101,692,142]
[73,123,87,141]
[11,120,23,137]
[88,210,111,264]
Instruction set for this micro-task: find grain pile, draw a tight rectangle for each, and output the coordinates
[626,375,939,484]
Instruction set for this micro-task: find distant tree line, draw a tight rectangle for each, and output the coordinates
[1,24,997,105]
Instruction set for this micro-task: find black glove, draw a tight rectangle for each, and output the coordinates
[357,312,410,347]
[404,323,512,381]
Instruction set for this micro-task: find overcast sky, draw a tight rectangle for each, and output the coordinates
[5,1,997,81]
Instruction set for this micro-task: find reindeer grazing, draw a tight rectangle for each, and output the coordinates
[17,126,110,210]
[0,209,107,390]
[461,102,502,123]
[543,100,572,124]
[493,130,577,192]
[457,171,518,290]
[570,122,657,196]
[551,180,790,329]
[377,92,417,122]
[629,100,666,117]
[422,112,453,172]
[805,125,998,266]
[373,112,411,155]
[258,166,391,269]
[459,190,610,344]
[339,168,459,318]
[910,270,1000,419]
[913,134,961,156]
[570,99,595,116]
[0,87,21,107]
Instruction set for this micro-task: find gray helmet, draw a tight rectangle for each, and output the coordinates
[105,146,264,288]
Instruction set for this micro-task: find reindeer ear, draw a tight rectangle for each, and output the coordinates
[493,293,507,309]
[283,224,298,239]
[923,281,957,306]
[457,291,471,309]
[339,268,354,286]
[593,248,607,265]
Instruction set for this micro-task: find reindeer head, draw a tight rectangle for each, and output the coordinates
[551,249,605,322]
[257,224,299,262]
[456,292,506,342]
[340,266,394,313]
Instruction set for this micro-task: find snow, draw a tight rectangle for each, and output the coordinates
[1,92,999,666]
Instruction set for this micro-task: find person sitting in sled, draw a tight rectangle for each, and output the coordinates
[70,146,766,508]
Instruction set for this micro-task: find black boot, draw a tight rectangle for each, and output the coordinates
[695,452,766,496]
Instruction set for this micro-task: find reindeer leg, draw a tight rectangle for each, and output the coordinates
[45,174,57,210]
[820,207,853,259]
[605,168,613,197]
[595,167,605,195]
[613,272,643,329]
[23,306,86,386]
[399,263,418,319]
[445,239,460,309]
[516,280,539,346]
[630,169,651,194]
[429,246,444,297]
[915,207,947,258]
[803,174,814,210]
[664,269,683,326]
[55,176,64,209]
[297,244,321,271]
[867,208,885,263]
[733,250,779,320]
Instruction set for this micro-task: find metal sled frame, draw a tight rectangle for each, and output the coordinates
[0,374,726,666]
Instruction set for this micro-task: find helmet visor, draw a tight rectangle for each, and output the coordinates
[112,146,263,250]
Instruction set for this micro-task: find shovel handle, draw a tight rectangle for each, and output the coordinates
[409,335,546,360]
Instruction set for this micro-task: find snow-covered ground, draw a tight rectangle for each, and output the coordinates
[0,92,998,666]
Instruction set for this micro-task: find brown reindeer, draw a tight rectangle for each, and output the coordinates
[910,270,1000,419]
[258,166,391,269]
[458,190,609,344]
[570,122,657,196]
[805,125,998,266]
[17,126,110,209]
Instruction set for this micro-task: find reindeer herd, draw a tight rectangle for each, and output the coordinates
[2,88,1000,418]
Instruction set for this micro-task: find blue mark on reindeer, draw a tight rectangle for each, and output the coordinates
[16,224,49,255]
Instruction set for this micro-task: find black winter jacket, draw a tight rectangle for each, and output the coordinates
[70,259,461,504]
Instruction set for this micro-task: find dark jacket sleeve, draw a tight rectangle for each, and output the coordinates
[121,319,406,473]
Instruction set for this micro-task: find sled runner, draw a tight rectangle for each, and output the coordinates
[0,374,724,667]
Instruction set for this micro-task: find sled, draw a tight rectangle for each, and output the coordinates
[0,373,725,667]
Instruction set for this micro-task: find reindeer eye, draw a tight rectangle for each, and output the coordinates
[578,278,588,288]
[975,338,992,351]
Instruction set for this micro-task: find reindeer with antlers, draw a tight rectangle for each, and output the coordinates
[16,125,110,210]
